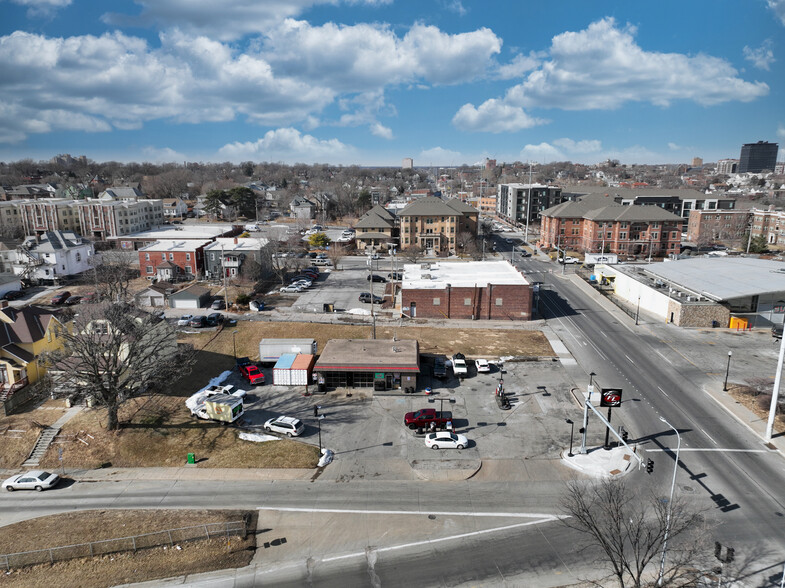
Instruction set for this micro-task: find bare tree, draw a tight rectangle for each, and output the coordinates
[401,244,424,264]
[560,478,712,588]
[90,249,139,303]
[43,303,188,431]
[328,244,346,270]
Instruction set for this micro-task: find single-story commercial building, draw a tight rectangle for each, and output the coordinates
[313,339,419,391]
[593,257,785,328]
[400,260,532,320]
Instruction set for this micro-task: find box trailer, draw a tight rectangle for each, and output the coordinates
[259,339,317,363]
[187,393,244,423]
[273,353,297,386]
[290,354,316,386]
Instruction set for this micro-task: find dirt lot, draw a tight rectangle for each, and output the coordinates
[0,509,256,588]
[37,395,320,470]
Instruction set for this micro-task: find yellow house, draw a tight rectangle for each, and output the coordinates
[0,302,64,396]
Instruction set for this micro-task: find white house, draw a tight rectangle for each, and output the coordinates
[162,197,189,219]
[14,231,94,284]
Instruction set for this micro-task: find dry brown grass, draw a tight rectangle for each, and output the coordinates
[38,396,320,470]
[0,510,255,588]
[0,399,69,469]
[729,383,785,435]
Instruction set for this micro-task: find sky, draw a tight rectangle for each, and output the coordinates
[1,0,784,167]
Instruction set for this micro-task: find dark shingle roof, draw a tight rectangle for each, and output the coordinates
[399,197,460,217]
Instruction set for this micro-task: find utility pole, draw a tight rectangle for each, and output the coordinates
[369,256,376,339]
[220,244,229,311]
[524,162,533,246]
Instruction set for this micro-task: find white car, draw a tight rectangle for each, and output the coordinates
[559,256,580,264]
[280,285,302,293]
[3,471,61,492]
[177,314,194,326]
[475,359,491,373]
[264,416,305,437]
[424,432,469,450]
[293,279,312,288]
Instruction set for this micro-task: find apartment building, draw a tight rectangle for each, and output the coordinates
[138,240,211,281]
[496,184,563,226]
[749,207,785,246]
[78,195,164,241]
[398,197,478,256]
[686,209,750,245]
[18,198,81,235]
[354,204,397,252]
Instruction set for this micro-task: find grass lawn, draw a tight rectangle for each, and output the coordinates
[0,400,68,469]
[0,509,256,588]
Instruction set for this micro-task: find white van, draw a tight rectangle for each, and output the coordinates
[244,224,260,232]
[313,258,332,266]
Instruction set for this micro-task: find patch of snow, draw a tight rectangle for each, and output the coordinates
[239,432,280,443]
[345,308,371,316]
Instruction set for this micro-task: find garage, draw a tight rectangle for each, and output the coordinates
[168,284,211,309]
[134,284,168,308]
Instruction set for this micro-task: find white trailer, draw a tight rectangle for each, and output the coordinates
[259,339,317,363]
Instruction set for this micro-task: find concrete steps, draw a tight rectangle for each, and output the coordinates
[22,426,60,467]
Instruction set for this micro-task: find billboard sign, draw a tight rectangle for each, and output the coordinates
[600,388,623,408]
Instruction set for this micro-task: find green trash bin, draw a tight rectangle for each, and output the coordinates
[187,453,195,464]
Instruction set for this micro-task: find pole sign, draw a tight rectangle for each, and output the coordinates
[600,388,623,408]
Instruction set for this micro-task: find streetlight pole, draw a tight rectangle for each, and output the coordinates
[657,416,681,587]
[316,414,325,453]
[524,162,532,246]
[723,351,732,391]
[566,419,575,457]
[232,329,239,360]
[635,295,641,325]
[580,372,595,455]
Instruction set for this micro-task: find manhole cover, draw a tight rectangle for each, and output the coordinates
[428,514,436,520]
[681,485,695,493]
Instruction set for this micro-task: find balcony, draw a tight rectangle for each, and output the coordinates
[223,258,241,267]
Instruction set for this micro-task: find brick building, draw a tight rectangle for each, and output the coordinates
[401,260,532,320]
[18,199,81,236]
[138,240,211,281]
[540,194,682,257]
[78,195,164,241]
[750,207,785,246]
[398,197,478,256]
[354,204,397,252]
[686,209,750,245]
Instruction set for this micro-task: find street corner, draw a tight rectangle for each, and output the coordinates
[560,446,638,479]
[409,457,482,481]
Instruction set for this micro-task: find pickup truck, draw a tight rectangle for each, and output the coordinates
[239,363,265,385]
[433,356,447,379]
[404,408,453,430]
[451,353,468,379]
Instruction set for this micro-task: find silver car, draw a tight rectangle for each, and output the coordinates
[3,470,61,492]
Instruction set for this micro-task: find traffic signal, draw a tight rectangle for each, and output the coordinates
[646,458,654,474]
[621,427,629,442]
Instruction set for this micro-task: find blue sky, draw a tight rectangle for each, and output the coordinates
[1,0,784,166]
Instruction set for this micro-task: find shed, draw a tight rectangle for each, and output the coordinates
[135,283,170,307]
[168,284,211,309]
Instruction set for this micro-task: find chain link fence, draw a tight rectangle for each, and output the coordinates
[1,519,247,570]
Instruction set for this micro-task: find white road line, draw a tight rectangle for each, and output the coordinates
[321,517,564,563]
[655,350,673,365]
[625,355,635,364]
[258,507,556,518]
[645,448,767,453]
[701,429,717,445]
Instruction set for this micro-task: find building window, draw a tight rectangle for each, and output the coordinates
[210,253,215,260]
[185,266,192,274]
[433,297,441,306]
[495,298,503,306]
[161,253,166,260]
[146,265,153,274]
[186,253,191,261]
[464,298,471,305]
[620,232,627,239]
[169,253,174,260]
[651,233,658,239]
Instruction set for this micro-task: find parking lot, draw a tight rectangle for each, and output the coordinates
[213,351,581,480]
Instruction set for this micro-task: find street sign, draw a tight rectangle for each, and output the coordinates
[600,388,623,407]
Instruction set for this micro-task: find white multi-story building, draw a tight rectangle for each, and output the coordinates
[13,231,94,283]
[78,194,164,241]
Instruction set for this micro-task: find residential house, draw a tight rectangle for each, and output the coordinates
[14,231,94,284]
[289,196,316,220]
[138,239,211,282]
[162,197,189,219]
[398,196,478,256]
[0,303,64,397]
[354,204,397,252]
[203,237,270,280]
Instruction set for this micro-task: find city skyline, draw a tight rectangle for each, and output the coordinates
[1,0,784,167]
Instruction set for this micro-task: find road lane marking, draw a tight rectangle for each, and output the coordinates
[625,355,635,364]
[645,448,766,453]
[655,350,673,365]
[259,507,558,518]
[701,429,717,445]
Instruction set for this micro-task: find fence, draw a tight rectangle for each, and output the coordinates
[0,519,247,570]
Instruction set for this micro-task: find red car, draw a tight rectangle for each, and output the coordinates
[50,291,71,305]
[238,362,265,385]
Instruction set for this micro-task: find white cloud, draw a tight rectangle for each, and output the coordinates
[452,99,546,133]
[444,0,467,16]
[141,146,188,163]
[743,40,775,70]
[668,142,682,151]
[370,122,393,139]
[552,138,602,154]
[7,0,71,17]
[519,143,564,163]
[768,0,785,26]
[217,128,355,163]
[496,52,544,80]
[464,17,768,128]
[778,124,785,139]
[419,146,463,163]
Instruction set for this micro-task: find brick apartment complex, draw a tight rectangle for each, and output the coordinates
[686,209,750,245]
[750,207,785,246]
[138,240,211,281]
[398,197,478,256]
[540,194,682,257]
[18,199,81,236]
[79,196,164,241]
[354,204,397,252]
[401,260,532,320]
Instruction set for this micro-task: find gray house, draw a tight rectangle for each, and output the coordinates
[203,237,269,280]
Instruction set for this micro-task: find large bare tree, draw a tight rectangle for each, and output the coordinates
[560,478,713,588]
[90,249,138,303]
[44,303,188,431]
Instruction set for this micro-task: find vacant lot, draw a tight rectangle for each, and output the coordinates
[0,400,68,469]
[38,395,320,470]
[0,509,256,588]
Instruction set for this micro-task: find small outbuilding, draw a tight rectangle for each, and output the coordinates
[314,339,419,391]
[167,284,211,309]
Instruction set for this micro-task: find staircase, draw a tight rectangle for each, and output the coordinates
[22,426,61,468]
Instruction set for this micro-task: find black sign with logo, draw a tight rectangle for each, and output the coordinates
[600,388,623,408]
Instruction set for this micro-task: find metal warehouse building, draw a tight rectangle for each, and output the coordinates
[400,260,532,320]
[313,339,419,391]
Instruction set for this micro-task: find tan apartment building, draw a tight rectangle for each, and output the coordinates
[18,198,81,236]
[354,204,397,252]
[750,207,785,246]
[398,197,478,256]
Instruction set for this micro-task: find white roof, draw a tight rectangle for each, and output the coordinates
[641,257,785,301]
[139,239,212,252]
[402,260,528,289]
[204,237,269,252]
[122,225,235,240]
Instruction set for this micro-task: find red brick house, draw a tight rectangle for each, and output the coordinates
[401,260,532,320]
[137,240,211,281]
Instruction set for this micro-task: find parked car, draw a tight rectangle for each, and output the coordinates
[773,323,783,339]
[3,470,60,492]
[313,259,331,266]
[404,408,452,430]
[368,253,381,260]
[367,274,386,282]
[239,363,265,385]
[559,256,580,264]
[424,431,469,450]
[177,314,194,326]
[206,312,223,326]
[293,280,312,289]
[188,315,207,328]
[249,299,266,312]
[451,353,468,378]
[2,290,24,301]
[475,358,491,373]
[433,356,448,379]
[280,284,302,293]
[79,291,98,304]
[358,292,383,303]
[211,299,226,310]
[388,272,403,280]
[50,291,71,305]
[65,295,83,305]
[264,416,305,437]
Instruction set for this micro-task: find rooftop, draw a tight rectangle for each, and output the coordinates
[402,260,528,289]
[138,239,212,252]
[314,339,419,372]
[115,224,236,241]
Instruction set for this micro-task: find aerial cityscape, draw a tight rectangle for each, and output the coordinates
[1,0,785,587]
